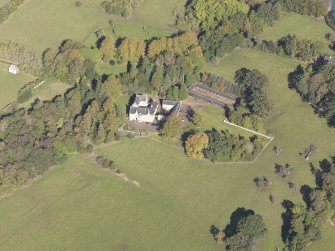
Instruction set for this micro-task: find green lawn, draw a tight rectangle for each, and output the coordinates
[0,63,35,109]
[1,48,335,250]
[260,13,335,54]
[94,62,127,76]
[185,104,258,138]
[17,79,71,109]
[0,0,111,54]
[134,0,186,30]
[0,0,182,55]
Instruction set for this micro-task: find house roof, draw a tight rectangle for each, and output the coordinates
[9,64,19,70]
[135,94,148,105]
[162,100,179,106]
[170,101,181,114]
[129,104,158,116]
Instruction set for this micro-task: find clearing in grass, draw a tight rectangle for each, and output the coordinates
[0,63,35,109]
[260,13,335,55]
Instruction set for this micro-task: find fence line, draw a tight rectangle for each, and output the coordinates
[224,118,273,139]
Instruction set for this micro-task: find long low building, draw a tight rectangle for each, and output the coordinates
[188,84,238,107]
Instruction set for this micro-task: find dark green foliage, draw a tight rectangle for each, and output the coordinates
[223,208,267,251]
[283,203,322,251]
[281,156,335,250]
[119,51,200,97]
[101,0,140,17]
[200,72,241,96]
[200,32,246,60]
[43,39,101,84]
[203,129,264,162]
[235,68,272,117]
[278,0,328,17]
[0,0,24,24]
[17,88,32,104]
[176,1,281,60]
[289,62,335,127]
[179,84,188,100]
[0,41,123,195]
[252,2,281,26]
[229,106,264,131]
[256,35,323,61]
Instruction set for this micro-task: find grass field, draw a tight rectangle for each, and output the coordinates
[0,0,182,55]
[0,63,35,109]
[0,0,111,54]
[1,48,335,250]
[260,13,335,54]
[134,0,186,30]
[16,79,71,109]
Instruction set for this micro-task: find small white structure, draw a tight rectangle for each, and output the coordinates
[8,64,19,75]
[129,94,158,123]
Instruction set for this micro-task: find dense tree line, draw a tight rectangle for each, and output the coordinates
[43,39,101,84]
[0,0,24,23]
[204,129,265,162]
[289,61,335,127]
[256,35,323,62]
[282,157,335,250]
[101,0,141,17]
[174,0,282,61]
[234,68,272,117]
[0,56,123,195]
[119,49,202,97]
[0,41,43,75]
[278,0,328,17]
[200,72,241,96]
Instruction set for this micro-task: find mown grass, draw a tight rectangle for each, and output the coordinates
[17,79,71,109]
[134,0,185,30]
[0,63,35,109]
[1,48,335,250]
[0,0,183,55]
[184,104,257,138]
[260,13,335,54]
[0,0,111,54]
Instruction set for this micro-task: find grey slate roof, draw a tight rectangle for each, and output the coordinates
[135,95,147,105]
[162,100,179,106]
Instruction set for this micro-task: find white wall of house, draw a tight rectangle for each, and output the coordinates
[162,104,174,112]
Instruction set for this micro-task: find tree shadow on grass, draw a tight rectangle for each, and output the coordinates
[224,207,255,238]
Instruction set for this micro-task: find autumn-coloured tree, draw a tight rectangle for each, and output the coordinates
[160,114,183,139]
[99,35,115,62]
[185,132,209,159]
[117,37,146,63]
[99,75,122,100]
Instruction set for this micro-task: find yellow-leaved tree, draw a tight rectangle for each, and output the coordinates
[185,132,209,159]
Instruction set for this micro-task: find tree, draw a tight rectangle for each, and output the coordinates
[172,85,180,100]
[99,35,115,62]
[254,176,272,189]
[179,84,189,100]
[235,68,272,117]
[160,114,183,139]
[302,144,317,161]
[275,163,294,179]
[185,132,209,159]
[224,209,267,251]
[192,109,203,127]
[117,37,146,63]
[99,75,122,100]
